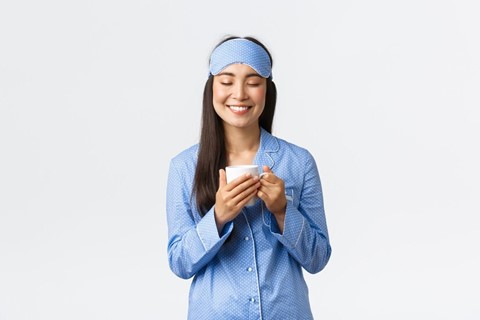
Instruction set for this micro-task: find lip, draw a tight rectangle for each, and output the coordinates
[227,105,252,115]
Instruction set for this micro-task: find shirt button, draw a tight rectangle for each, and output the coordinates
[247,267,253,272]
[244,236,249,241]
[250,297,255,303]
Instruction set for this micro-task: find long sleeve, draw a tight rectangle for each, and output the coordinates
[166,158,233,279]
[166,131,331,320]
[268,151,332,274]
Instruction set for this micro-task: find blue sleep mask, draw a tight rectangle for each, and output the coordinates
[209,38,272,79]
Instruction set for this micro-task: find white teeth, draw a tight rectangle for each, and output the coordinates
[229,106,249,111]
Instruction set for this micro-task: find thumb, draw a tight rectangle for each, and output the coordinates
[262,165,273,174]
[219,169,227,188]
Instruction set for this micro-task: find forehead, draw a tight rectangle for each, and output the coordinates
[217,64,261,77]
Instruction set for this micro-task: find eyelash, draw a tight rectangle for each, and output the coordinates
[220,83,260,87]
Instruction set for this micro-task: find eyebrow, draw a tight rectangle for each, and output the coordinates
[217,72,263,79]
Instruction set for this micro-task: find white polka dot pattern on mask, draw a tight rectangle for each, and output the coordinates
[209,38,272,79]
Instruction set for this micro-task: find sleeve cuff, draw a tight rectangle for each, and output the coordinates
[271,201,305,248]
[196,206,233,251]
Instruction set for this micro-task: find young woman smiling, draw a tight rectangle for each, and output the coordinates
[166,36,332,319]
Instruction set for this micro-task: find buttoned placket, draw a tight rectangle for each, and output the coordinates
[242,210,263,320]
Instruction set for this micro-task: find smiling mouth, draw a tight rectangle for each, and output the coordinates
[228,105,251,112]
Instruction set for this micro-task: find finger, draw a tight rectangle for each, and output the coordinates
[260,175,278,186]
[261,173,284,186]
[258,182,285,199]
[225,173,254,191]
[235,188,259,208]
[257,188,271,202]
[231,175,258,194]
[260,166,278,183]
[258,183,275,195]
[232,180,261,203]
[262,165,273,174]
[219,169,227,189]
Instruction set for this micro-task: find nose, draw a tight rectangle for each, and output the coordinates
[232,82,248,101]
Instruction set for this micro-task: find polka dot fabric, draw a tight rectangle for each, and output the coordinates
[166,128,332,319]
[209,38,272,79]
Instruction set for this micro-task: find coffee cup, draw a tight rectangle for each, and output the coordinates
[225,165,266,206]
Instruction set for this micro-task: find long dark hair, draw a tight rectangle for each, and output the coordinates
[193,36,277,216]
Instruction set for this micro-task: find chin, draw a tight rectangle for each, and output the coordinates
[228,121,258,130]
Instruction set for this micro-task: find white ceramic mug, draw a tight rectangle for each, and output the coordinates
[225,165,266,206]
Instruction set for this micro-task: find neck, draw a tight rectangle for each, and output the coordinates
[224,125,261,154]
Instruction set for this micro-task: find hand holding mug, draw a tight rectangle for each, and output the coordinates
[257,165,287,231]
[214,168,261,232]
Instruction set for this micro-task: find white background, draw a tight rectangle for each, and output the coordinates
[1,0,479,319]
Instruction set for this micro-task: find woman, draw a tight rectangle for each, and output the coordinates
[166,36,332,319]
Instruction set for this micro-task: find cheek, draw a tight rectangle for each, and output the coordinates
[213,86,228,102]
[252,88,267,105]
